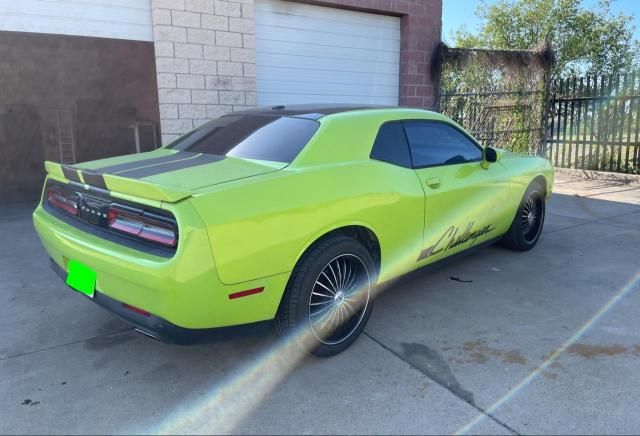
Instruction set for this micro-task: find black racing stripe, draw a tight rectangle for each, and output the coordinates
[68,180,111,197]
[116,154,225,179]
[91,151,197,174]
[95,151,197,173]
[81,171,108,189]
[61,165,82,183]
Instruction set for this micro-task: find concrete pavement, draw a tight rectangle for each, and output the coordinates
[1,171,639,434]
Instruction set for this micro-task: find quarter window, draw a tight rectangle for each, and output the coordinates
[404,122,483,168]
[370,123,412,168]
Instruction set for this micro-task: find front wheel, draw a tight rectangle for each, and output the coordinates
[500,181,546,251]
[275,236,375,357]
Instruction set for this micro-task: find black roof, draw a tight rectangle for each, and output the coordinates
[230,104,393,120]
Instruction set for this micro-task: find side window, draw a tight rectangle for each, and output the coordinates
[404,122,483,168]
[370,123,412,168]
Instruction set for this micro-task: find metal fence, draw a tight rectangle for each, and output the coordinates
[439,89,545,156]
[438,72,640,174]
[546,72,640,173]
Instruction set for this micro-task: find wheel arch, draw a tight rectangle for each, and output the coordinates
[275,223,381,330]
[512,174,548,217]
[532,174,548,196]
[294,224,381,280]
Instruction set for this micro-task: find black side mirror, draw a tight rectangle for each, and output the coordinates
[484,147,498,163]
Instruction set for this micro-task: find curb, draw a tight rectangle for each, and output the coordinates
[554,167,640,185]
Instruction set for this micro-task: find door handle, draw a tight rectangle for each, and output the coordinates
[426,177,441,188]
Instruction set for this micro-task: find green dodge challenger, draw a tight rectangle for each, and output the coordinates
[33,105,553,356]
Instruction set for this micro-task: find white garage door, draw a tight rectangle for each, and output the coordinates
[0,0,152,41]
[255,0,400,106]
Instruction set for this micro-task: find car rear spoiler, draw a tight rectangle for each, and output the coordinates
[45,161,192,203]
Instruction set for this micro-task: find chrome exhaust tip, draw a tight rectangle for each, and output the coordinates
[134,328,160,341]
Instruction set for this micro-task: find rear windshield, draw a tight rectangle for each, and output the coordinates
[166,115,320,163]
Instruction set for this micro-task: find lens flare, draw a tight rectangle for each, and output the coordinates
[455,271,640,435]
[154,333,309,434]
[151,281,375,434]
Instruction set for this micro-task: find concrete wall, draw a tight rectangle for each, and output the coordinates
[0,31,160,203]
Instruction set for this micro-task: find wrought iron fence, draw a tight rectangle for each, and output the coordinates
[546,72,640,174]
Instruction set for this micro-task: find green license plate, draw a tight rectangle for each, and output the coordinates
[66,260,96,298]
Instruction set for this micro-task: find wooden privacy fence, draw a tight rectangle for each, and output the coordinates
[546,72,640,174]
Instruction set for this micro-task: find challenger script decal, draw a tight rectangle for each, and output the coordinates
[418,221,495,261]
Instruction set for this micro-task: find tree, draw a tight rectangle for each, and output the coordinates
[453,0,639,77]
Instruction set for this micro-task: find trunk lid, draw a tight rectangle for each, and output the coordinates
[45,149,286,203]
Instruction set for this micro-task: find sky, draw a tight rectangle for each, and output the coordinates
[443,0,640,44]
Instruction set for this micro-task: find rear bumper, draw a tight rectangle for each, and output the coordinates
[33,202,289,330]
[50,259,272,344]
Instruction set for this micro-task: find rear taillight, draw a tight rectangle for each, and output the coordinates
[107,207,178,247]
[47,188,78,216]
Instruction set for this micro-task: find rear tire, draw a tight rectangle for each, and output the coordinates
[275,236,375,357]
[500,181,546,251]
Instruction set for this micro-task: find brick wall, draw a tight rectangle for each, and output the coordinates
[151,0,256,144]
